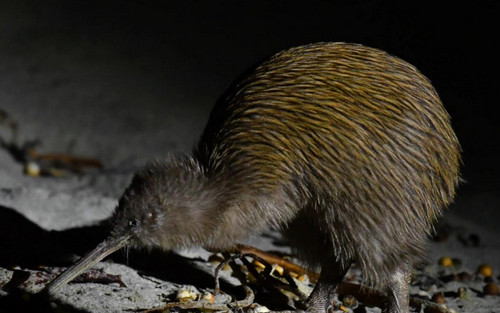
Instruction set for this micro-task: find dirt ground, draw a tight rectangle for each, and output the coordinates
[1,2,499,313]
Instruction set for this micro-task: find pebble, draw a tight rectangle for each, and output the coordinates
[341,295,358,308]
[457,271,472,282]
[432,292,446,303]
[458,287,468,299]
[483,282,499,296]
[176,288,199,302]
[477,264,493,278]
[201,292,215,303]
[25,161,41,177]
[438,256,453,267]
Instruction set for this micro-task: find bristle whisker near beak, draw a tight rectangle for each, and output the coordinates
[125,245,130,266]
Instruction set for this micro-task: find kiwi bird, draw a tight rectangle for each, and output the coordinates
[44,42,461,313]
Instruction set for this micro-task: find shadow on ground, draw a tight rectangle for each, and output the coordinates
[0,204,237,312]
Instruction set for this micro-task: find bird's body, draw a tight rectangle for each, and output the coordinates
[45,43,461,313]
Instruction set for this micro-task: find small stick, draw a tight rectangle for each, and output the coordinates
[236,244,320,282]
[28,151,103,169]
[410,297,456,313]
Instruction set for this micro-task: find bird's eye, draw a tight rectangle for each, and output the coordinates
[129,219,140,227]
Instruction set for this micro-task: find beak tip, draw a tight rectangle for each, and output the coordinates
[40,234,131,295]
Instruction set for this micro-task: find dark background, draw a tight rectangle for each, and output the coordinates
[1,1,499,228]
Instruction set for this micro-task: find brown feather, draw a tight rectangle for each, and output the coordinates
[114,42,461,289]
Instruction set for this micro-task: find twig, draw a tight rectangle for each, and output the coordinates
[0,109,102,176]
[410,297,457,313]
[236,244,320,282]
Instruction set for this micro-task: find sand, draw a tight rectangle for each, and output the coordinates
[1,2,498,312]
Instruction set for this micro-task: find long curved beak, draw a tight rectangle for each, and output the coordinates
[43,234,131,294]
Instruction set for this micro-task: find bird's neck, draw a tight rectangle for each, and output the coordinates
[167,155,300,251]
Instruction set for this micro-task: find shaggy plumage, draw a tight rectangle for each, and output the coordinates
[48,42,461,313]
[194,42,461,285]
[115,43,460,313]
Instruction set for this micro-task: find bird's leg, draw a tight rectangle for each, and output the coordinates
[383,262,412,313]
[305,260,350,313]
